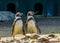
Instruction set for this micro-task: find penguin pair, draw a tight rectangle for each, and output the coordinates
[12,11,41,39]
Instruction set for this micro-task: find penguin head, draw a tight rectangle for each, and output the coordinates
[27,11,34,20]
[27,11,34,16]
[15,12,23,17]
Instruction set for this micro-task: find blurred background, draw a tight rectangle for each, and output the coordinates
[0,0,60,16]
[0,0,60,37]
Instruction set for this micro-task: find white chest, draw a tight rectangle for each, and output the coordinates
[16,20,23,25]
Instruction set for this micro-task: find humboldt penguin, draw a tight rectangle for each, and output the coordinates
[26,11,41,34]
[12,12,25,39]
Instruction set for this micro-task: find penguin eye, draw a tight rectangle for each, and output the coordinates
[16,14,20,16]
[28,13,31,16]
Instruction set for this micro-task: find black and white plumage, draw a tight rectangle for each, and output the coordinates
[12,12,25,38]
[26,11,41,34]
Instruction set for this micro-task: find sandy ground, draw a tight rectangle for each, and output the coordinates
[0,18,60,42]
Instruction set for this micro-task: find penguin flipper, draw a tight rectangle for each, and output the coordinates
[12,21,16,35]
[35,22,41,34]
[25,21,28,34]
[22,21,26,35]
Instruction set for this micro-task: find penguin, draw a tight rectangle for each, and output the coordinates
[26,11,41,34]
[12,12,25,39]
